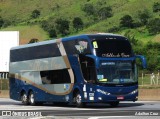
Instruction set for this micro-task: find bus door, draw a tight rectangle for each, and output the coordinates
[79,54,97,101]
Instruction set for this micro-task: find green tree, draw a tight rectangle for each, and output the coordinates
[72,17,84,32]
[82,3,95,16]
[28,38,39,44]
[31,9,41,19]
[138,9,150,25]
[48,29,57,38]
[41,20,49,31]
[153,2,160,12]
[144,41,160,71]
[41,20,57,38]
[97,6,112,20]
[96,0,106,6]
[0,16,4,28]
[120,15,134,28]
[147,18,160,35]
[55,18,70,36]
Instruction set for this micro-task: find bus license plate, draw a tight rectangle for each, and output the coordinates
[117,96,124,100]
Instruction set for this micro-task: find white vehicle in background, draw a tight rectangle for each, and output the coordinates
[0,31,19,79]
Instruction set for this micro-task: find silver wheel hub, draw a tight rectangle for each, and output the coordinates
[76,94,81,104]
[22,94,27,102]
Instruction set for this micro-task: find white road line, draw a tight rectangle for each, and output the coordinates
[29,116,56,119]
[88,116,133,119]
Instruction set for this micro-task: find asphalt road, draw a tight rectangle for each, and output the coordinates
[0,98,160,119]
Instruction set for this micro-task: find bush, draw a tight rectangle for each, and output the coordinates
[55,18,70,36]
[72,17,84,32]
[120,15,134,28]
[97,6,112,20]
[143,41,160,71]
[147,18,160,35]
[31,9,41,19]
[41,20,57,38]
[137,9,150,25]
[28,38,39,44]
[41,20,49,31]
[82,3,95,16]
[0,16,4,28]
[48,29,57,38]
[153,2,160,12]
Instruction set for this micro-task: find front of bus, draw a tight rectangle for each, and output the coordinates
[87,34,146,106]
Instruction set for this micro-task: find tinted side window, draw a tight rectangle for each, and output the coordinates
[40,69,71,84]
[10,43,61,62]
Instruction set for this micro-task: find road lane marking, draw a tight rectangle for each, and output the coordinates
[88,116,133,119]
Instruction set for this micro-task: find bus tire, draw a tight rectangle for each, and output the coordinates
[109,101,119,107]
[75,92,85,108]
[28,91,36,106]
[21,92,29,105]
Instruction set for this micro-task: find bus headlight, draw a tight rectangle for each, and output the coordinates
[130,89,138,94]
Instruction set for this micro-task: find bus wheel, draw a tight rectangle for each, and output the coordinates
[75,92,85,108]
[109,101,119,107]
[29,91,35,105]
[21,92,28,105]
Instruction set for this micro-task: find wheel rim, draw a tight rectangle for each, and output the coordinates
[22,93,27,103]
[30,93,34,104]
[76,94,81,104]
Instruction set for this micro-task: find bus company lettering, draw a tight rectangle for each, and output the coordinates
[97,89,107,95]
[30,59,64,71]
[102,53,130,58]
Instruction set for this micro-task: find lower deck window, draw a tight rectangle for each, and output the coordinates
[40,69,71,84]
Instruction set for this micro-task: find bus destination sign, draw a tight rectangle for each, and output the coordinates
[102,53,130,58]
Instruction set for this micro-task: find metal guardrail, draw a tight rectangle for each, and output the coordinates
[139,72,160,86]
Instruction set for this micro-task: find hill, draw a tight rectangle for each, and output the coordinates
[0,0,160,43]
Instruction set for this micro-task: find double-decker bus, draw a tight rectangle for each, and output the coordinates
[9,33,146,107]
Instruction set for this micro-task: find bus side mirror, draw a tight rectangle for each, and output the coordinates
[136,55,147,69]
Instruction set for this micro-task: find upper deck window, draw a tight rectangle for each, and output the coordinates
[63,39,91,55]
[91,36,133,58]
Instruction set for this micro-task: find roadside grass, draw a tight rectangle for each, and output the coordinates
[0,0,160,43]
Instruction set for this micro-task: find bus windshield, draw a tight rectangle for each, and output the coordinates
[97,61,137,84]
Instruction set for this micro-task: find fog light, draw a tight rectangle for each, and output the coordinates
[98,97,102,100]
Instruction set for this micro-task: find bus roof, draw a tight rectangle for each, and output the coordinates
[10,33,126,50]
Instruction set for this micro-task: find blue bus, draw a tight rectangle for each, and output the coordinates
[9,33,146,107]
